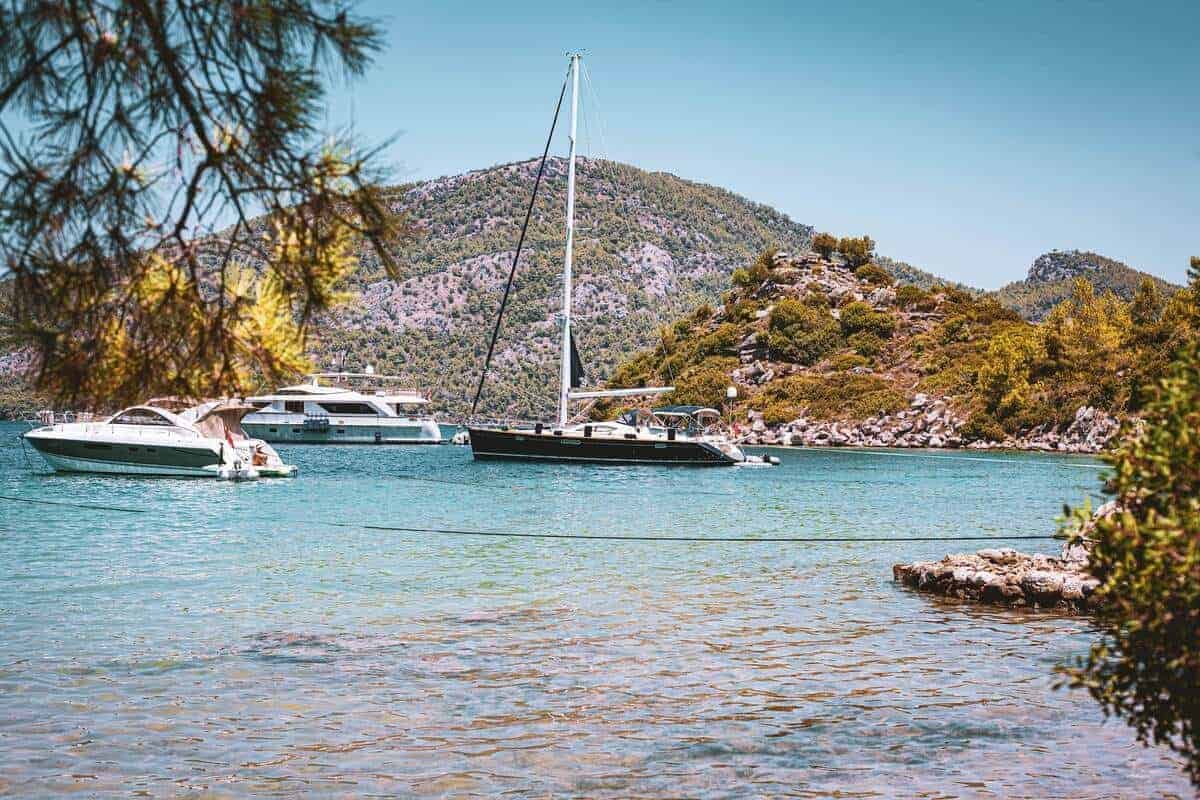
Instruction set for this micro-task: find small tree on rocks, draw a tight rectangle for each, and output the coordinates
[811,232,837,259]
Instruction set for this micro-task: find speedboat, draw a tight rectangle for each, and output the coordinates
[243,372,444,444]
[470,405,778,467]
[23,399,297,478]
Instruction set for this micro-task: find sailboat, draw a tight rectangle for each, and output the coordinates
[467,54,775,467]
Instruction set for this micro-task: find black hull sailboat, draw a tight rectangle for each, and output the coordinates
[465,54,774,469]
[468,425,736,466]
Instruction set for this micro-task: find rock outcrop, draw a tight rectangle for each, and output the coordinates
[893,546,1101,612]
[893,502,1118,612]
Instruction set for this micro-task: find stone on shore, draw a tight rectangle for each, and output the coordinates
[892,543,1101,612]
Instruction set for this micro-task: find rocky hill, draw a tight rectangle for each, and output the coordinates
[598,246,1197,452]
[992,250,1179,321]
[313,157,814,418]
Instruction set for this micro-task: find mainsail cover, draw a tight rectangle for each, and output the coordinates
[570,332,586,388]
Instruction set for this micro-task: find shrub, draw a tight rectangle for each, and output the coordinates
[758,374,905,420]
[731,268,753,289]
[768,299,843,364]
[803,290,830,310]
[696,323,740,358]
[1062,342,1200,786]
[848,331,884,358]
[959,410,1005,442]
[839,301,896,339]
[837,235,875,268]
[667,357,737,408]
[830,353,870,371]
[762,400,798,426]
[811,232,837,258]
[937,314,971,344]
[895,284,929,309]
[854,263,894,286]
[693,303,714,321]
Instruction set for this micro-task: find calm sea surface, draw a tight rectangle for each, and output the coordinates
[0,421,1190,797]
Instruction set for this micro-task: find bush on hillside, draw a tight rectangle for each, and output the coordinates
[1062,340,1200,787]
[762,400,798,426]
[667,357,737,408]
[696,323,741,358]
[959,410,1006,443]
[756,374,905,420]
[854,263,894,286]
[894,284,930,309]
[848,331,885,358]
[839,301,896,339]
[768,298,843,364]
[811,232,837,258]
[829,353,870,371]
[837,235,875,268]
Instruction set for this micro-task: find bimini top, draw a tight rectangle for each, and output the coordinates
[653,405,721,418]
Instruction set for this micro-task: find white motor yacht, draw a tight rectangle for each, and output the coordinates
[243,372,444,444]
[23,399,296,478]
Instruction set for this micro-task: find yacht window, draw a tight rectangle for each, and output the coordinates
[249,401,270,409]
[318,402,375,415]
[284,401,305,413]
[112,409,173,426]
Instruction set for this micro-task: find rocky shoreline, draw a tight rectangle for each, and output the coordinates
[740,396,1121,454]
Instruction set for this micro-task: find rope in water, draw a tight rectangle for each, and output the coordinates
[327,522,1058,543]
[392,473,740,498]
[786,446,1106,469]
[0,493,148,514]
[0,495,1061,542]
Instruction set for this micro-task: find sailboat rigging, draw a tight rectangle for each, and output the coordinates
[467,53,776,467]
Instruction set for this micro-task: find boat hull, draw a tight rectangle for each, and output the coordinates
[243,418,443,445]
[467,427,736,466]
[25,435,223,477]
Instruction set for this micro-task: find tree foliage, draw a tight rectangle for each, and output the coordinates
[0,0,403,406]
[767,297,842,364]
[811,231,836,259]
[1062,337,1200,785]
[836,235,874,268]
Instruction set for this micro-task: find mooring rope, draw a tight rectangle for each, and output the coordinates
[0,493,148,514]
[784,446,1105,470]
[327,521,1057,543]
[391,473,741,498]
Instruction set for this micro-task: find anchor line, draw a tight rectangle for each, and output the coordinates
[326,521,1059,543]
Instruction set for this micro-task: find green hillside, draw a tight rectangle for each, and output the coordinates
[597,246,1199,442]
[312,157,814,419]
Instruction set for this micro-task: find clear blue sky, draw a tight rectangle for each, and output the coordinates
[327,0,1198,288]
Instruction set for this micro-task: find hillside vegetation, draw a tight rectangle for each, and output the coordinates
[1,158,1187,423]
[309,157,814,419]
[598,240,1198,444]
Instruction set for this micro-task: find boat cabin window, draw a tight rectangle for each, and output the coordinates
[391,403,424,415]
[284,401,305,413]
[112,408,173,426]
[318,402,376,415]
[249,400,270,410]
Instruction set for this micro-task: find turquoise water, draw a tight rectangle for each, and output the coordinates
[0,422,1190,797]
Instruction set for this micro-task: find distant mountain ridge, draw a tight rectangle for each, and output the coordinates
[991,249,1180,321]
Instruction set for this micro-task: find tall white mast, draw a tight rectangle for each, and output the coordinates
[558,53,580,427]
